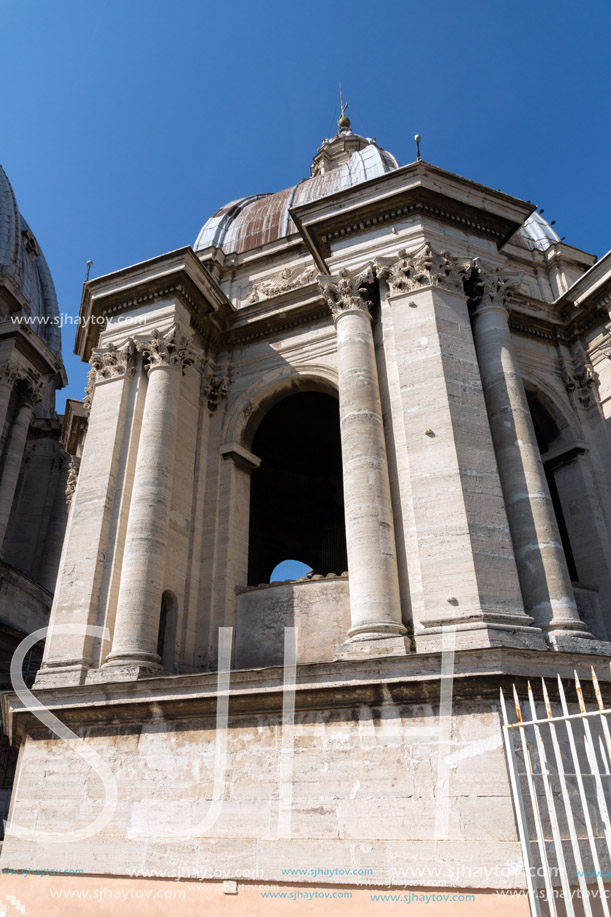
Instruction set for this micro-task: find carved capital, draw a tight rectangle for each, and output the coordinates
[65,456,81,507]
[83,340,137,413]
[137,326,194,374]
[16,374,44,408]
[200,368,229,413]
[465,262,523,312]
[318,264,375,321]
[375,243,471,295]
[0,360,23,390]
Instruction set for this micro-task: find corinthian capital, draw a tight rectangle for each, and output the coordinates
[375,243,471,295]
[16,374,44,408]
[0,360,23,389]
[83,339,138,413]
[318,264,375,321]
[465,262,523,311]
[137,326,194,374]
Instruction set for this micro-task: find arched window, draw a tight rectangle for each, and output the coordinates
[157,590,178,673]
[247,391,347,586]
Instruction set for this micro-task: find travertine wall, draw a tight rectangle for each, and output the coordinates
[2,696,524,890]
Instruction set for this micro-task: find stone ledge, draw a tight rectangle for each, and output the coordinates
[3,645,611,743]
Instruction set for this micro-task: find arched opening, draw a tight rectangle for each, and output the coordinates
[157,590,178,673]
[247,391,347,586]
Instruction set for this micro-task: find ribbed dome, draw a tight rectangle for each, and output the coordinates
[0,164,62,359]
[516,211,561,252]
[194,135,399,256]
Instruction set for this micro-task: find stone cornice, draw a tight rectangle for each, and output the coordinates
[222,294,331,346]
[291,160,536,272]
[3,646,611,744]
[76,247,231,362]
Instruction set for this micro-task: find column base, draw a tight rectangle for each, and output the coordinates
[415,621,547,654]
[34,663,91,689]
[334,635,411,660]
[90,661,165,683]
[546,632,611,655]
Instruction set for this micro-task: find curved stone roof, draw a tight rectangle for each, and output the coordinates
[194,139,399,256]
[0,164,62,359]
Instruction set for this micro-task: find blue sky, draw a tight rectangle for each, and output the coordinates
[1,0,610,409]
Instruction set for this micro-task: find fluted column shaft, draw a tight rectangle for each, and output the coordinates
[321,270,405,645]
[105,329,192,668]
[470,268,590,642]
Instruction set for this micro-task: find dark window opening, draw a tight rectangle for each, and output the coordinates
[248,392,347,586]
[157,590,177,673]
[527,393,579,581]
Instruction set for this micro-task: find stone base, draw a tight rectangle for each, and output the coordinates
[87,663,165,684]
[33,663,91,689]
[415,622,548,654]
[333,635,410,660]
[547,633,611,656]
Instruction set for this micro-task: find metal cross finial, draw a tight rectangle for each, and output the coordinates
[338,84,351,131]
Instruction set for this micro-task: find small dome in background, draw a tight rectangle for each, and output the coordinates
[0,164,62,359]
[194,131,399,256]
[516,211,561,252]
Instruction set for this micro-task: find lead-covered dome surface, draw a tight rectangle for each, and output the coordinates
[515,211,561,252]
[194,135,399,256]
[0,164,62,359]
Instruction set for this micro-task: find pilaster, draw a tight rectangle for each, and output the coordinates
[377,243,545,652]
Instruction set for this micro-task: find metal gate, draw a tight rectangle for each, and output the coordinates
[501,669,611,917]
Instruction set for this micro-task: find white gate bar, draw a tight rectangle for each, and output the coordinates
[500,688,542,917]
[575,673,611,857]
[512,684,558,914]
[539,678,592,917]
[558,675,611,917]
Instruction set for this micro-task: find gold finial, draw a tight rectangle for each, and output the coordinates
[337,84,351,131]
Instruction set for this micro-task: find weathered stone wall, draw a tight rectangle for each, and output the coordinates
[1,695,523,890]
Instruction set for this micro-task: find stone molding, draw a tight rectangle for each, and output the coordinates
[136,326,195,375]
[375,242,471,295]
[317,264,374,321]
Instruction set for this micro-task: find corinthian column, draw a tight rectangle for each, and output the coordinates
[319,267,408,657]
[0,374,43,549]
[104,326,193,671]
[468,263,595,650]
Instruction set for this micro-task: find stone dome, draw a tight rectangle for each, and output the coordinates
[0,164,62,359]
[194,133,399,256]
